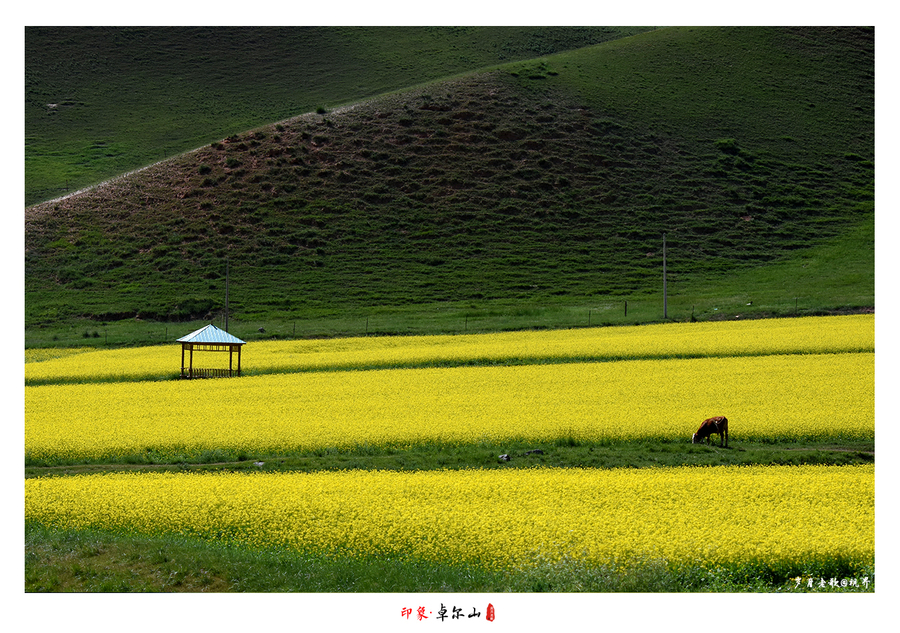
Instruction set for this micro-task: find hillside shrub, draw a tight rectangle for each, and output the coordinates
[165,297,217,321]
[715,138,740,154]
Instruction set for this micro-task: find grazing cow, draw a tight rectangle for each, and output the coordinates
[692,416,728,447]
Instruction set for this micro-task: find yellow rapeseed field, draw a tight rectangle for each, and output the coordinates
[25,352,873,460]
[25,464,874,569]
[25,314,874,385]
[24,347,94,364]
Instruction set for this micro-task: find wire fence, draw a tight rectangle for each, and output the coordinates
[24,294,838,351]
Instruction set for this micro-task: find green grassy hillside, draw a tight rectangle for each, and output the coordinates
[24,26,874,346]
[25,26,654,207]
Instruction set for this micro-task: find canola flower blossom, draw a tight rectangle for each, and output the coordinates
[24,347,93,364]
[25,314,874,385]
[25,352,873,460]
[25,464,874,570]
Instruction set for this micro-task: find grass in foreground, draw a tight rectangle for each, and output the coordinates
[25,522,874,593]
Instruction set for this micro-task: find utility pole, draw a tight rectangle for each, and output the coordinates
[663,234,668,320]
[225,258,230,333]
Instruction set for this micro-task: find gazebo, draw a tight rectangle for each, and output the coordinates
[177,324,246,379]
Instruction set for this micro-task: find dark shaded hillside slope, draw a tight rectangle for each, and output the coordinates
[25,26,873,328]
[26,26,654,206]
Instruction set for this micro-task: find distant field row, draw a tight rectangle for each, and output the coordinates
[24,314,874,385]
[25,464,874,571]
[26,351,873,462]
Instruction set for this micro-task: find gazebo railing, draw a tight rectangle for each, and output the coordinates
[181,367,238,379]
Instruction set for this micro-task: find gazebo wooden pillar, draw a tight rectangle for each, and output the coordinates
[176,324,246,379]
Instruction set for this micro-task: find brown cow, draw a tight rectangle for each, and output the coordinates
[692,416,728,447]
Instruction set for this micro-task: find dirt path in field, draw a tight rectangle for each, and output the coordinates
[26,460,272,476]
[25,442,875,479]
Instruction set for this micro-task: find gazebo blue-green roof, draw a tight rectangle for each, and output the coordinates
[177,324,246,379]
